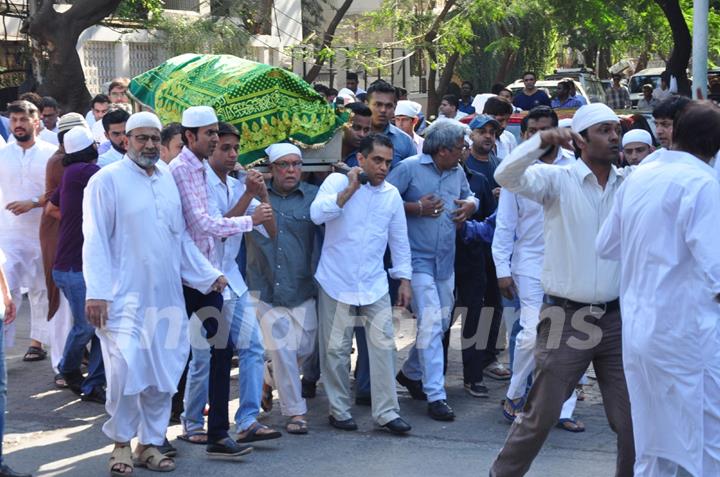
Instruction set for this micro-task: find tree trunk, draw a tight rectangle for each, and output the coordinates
[303,0,355,83]
[654,0,692,95]
[495,49,517,85]
[427,51,459,115]
[23,0,123,113]
[422,0,457,116]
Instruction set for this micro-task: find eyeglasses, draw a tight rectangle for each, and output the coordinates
[273,161,303,170]
[130,134,161,144]
[110,91,128,98]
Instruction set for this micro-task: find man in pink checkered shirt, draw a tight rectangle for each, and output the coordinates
[169,105,273,460]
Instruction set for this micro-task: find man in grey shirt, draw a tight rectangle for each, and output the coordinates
[245,143,320,435]
[387,120,478,422]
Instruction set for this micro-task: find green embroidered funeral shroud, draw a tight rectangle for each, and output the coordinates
[129,53,346,165]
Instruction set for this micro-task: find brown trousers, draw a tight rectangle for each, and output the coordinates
[490,301,635,477]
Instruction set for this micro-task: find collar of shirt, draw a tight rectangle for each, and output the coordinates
[659,150,717,175]
[178,146,205,171]
[571,157,619,188]
[205,163,237,190]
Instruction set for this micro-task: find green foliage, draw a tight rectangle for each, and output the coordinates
[114,0,164,24]
[156,14,251,57]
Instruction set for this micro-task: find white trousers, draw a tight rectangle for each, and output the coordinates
[101,334,171,446]
[258,298,317,417]
[507,274,577,420]
[401,272,455,403]
[49,295,73,373]
[8,288,50,346]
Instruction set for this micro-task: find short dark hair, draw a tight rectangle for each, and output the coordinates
[522,71,537,79]
[672,100,720,160]
[313,83,330,96]
[358,133,393,157]
[7,99,38,117]
[441,94,459,108]
[91,94,110,108]
[108,77,129,93]
[520,106,558,133]
[218,121,240,138]
[101,108,130,132]
[483,96,513,116]
[347,102,372,117]
[62,144,98,167]
[161,122,183,147]
[328,88,338,97]
[462,80,473,89]
[40,96,59,111]
[181,126,199,146]
[19,92,42,109]
[395,86,407,99]
[366,80,397,102]
[652,94,692,121]
[347,72,359,81]
[490,83,506,95]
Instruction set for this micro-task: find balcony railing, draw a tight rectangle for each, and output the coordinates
[163,0,200,12]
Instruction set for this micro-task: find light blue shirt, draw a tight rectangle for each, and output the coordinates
[383,123,417,169]
[387,154,477,280]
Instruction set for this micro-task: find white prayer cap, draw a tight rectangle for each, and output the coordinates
[395,100,422,118]
[622,129,652,147]
[265,143,302,163]
[57,113,88,133]
[125,111,162,133]
[337,88,357,104]
[558,118,573,129]
[181,106,218,128]
[571,103,619,134]
[64,126,94,154]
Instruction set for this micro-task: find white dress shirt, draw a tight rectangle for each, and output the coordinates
[495,133,630,303]
[595,150,720,476]
[205,164,262,298]
[311,173,412,306]
[495,130,518,160]
[492,147,574,280]
[97,146,124,168]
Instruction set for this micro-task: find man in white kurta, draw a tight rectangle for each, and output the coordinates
[83,112,224,473]
[0,100,57,358]
[597,101,720,477]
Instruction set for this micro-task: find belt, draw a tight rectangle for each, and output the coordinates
[543,295,619,314]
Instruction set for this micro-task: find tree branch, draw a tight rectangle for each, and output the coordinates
[304,0,355,83]
[63,0,124,34]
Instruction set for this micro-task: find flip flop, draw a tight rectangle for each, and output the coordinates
[23,346,47,362]
[556,418,586,433]
[177,431,208,445]
[236,422,282,443]
[286,418,309,435]
[54,373,68,389]
[502,396,525,423]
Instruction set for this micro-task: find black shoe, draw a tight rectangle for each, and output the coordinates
[80,386,106,404]
[0,464,31,477]
[428,399,455,421]
[158,438,177,457]
[169,411,182,425]
[61,371,84,396]
[464,382,489,398]
[382,417,411,435]
[355,394,371,406]
[328,415,358,431]
[206,437,253,460]
[301,379,316,399]
[396,371,427,401]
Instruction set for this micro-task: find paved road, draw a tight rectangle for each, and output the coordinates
[3,297,618,476]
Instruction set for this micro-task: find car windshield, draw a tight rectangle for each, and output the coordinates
[629,75,661,93]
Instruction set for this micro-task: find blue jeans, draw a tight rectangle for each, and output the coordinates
[52,269,105,394]
[230,291,265,432]
[182,290,264,434]
[0,306,6,463]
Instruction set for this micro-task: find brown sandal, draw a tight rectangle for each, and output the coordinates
[109,445,134,476]
[133,446,175,472]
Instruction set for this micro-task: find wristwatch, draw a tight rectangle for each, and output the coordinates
[31,196,40,207]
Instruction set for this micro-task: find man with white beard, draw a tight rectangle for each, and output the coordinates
[83,112,227,475]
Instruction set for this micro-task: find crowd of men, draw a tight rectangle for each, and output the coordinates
[0,69,718,477]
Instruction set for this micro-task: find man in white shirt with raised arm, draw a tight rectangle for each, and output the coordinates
[311,133,413,435]
[597,101,720,477]
[490,103,635,477]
